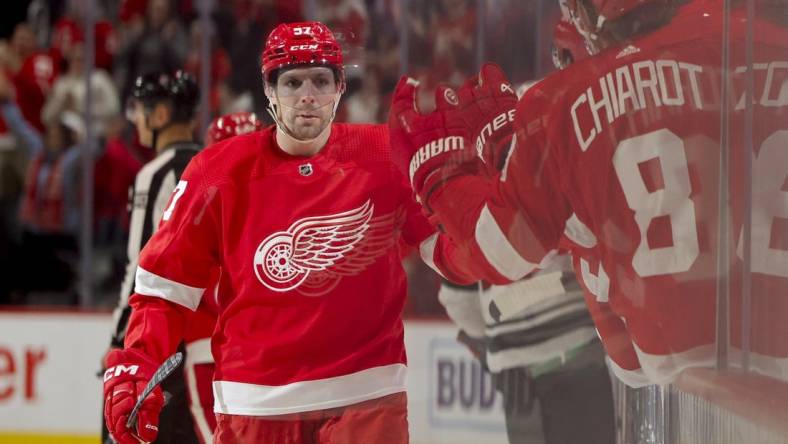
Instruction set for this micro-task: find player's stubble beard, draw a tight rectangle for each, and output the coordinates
[284,101,333,141]
[270,96,339,157]
[266,83,343,156]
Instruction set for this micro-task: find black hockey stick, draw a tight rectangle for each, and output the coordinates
[125,352,184,430]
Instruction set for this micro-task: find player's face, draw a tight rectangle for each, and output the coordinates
[269,66,340,140]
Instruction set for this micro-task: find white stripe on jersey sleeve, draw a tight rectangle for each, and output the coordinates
[135,266,205,311]
[475,204,538,281]
[418,232,447,279]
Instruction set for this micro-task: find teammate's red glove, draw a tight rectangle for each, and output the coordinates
[388,64,517,209]
[388,76,476,206]
[103,348,164,444]
[454,63,518,173]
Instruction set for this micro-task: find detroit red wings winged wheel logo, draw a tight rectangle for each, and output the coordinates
[253,200,399,295]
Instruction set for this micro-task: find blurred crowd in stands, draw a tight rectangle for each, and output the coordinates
[0,0,558,313]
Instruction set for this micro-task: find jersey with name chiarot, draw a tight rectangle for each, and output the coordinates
[452,6,788,385]
[132,123,442,415]
[528,7,788,384]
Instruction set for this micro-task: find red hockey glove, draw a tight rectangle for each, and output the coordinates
[388,76,476,205]
[455,63,518,173]
[103,349,164,444]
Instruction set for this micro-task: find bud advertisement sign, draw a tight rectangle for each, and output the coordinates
[404,320,508,444]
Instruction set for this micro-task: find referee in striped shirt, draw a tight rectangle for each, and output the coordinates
[104,70,202,444]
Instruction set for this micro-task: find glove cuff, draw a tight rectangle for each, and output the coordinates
[420,160,483,215]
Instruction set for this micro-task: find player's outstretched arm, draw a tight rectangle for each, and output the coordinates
[391,64,577,285]
[104,154,222,442]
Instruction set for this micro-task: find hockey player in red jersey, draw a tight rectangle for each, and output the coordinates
[103,21,466,444]
[389,0,788,388]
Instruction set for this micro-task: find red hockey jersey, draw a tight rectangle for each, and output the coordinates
[430,4,788,386]
[124,123,463,415]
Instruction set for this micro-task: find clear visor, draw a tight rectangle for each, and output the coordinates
[271,67,341,101]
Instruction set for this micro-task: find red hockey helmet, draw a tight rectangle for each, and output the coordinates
[261,21,344,83]
[565,0,671,52]
[205,111,263,145]
[552,18,589,69]
[592,0,670,23]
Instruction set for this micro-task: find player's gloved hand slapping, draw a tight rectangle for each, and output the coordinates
[457,63,518,172]
[388,76,474,210]
[103,349,163,444]
[388,63,518,212]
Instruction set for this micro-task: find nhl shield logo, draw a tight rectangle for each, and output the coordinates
[298,163,313,176]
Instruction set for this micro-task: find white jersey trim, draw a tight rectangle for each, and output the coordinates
[475,205,537,281]
[605,356,652,388]
[563,213,597,248]
[616,342,788,388]
[135,266,204,311]
[213,363,407,415]
[186,338,214,365]
[633,342,716,386]
[419,233,446,279]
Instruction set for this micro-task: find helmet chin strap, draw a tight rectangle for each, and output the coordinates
[145,112,176,151]
[146,115,164,151]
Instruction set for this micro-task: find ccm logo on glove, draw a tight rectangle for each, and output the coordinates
[409,136,465,183]
[103,365,140,382]
[476,109,515,161]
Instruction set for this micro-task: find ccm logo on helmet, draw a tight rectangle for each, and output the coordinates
[409,136,465,183]
[103,364,140,382]
[476,109,515,161]
[290,44,319,51]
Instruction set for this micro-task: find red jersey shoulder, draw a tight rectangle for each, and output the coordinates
[514,65,576,143]
[517,67,570,111]
[194,126,275,184]
[330,123,391,164]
